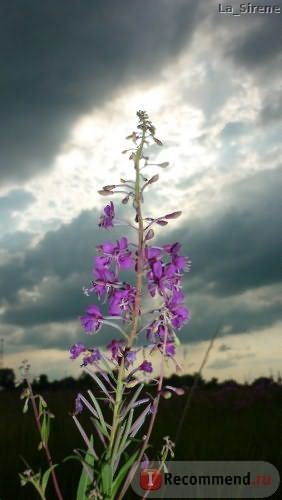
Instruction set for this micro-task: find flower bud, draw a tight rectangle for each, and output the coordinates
[102,185,116,191]
[159,162,169,168]
[147,174,159,185]
[156,219,168,226]
[175,388,185,396]
[126,132,138,143]
[164,211,182,219]
[145,229,154,240]
[153,137,163,146]
[161,391,172,399]
[98,190,113,196]
[164,385,185,396]
[122,195,130,204]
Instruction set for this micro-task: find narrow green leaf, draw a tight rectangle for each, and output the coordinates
[87,390,109,437]
[85,367,114,403]
[39,399,43,417]
[119,408,134,455]
[22,398,29,414]
[40,396,47,408]
[41,414,46,442]
[41,464,58,494]
[76,435,95,500]
[112,449,139,498]
[120,383,144,420]
[41,413,48,445]
[46,415,51,443]
[129,404,151,438]
[101,462,112,498]
[72,416,98,460]
[111,422,126,473]
[91,417,108,441]
[78,393,99,419]
[62,454,81,464]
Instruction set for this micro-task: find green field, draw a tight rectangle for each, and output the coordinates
[1,381,281,499]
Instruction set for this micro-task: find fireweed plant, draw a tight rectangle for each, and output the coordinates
[19,111,191,500]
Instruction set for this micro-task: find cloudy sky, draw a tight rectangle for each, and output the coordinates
[1,0,281,382]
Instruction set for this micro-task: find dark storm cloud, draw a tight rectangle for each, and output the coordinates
[0,0,201,184]
[0,164,281,349]
[178,165,282,297]
[0,231,34,252]
[225,7,282,68]
[156,165,282,342]
[259,91,282,125]
[0,188,35,234]
[0,205,135,330]
[3,273,87,328]
[186,295,281,343]
[0,208,99,303]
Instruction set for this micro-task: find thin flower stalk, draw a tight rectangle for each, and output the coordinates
[69,111,191,499]
[23,376,64,500]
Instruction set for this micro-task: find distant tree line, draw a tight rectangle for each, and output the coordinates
[0,367,281,391]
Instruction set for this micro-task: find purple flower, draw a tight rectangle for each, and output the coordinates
[165,342,176,357]
[109,284,136,318]
[107,339,125,360]
[70,342,87,360]
[145,246,162,261]
[92,266,118,301]
[74,395,83,415]
[146,321,169,343]
[147,261,178,297]
[125,350,137,367]
[163,242,192,272]
[80,304,104,334]
[163,242,182,255]
[95,255,111,269]
[81,348,101,366]
[171,306,189,329]
[164,288,190,329]
[139,360,153,373]
[97,237,134,269]
[98,201,115,229]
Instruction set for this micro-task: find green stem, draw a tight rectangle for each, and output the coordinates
[107,128,146,479]
[128,129,146,348]
[24,378,64,500]
[109,358,125,453]
[117,326,168,500]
